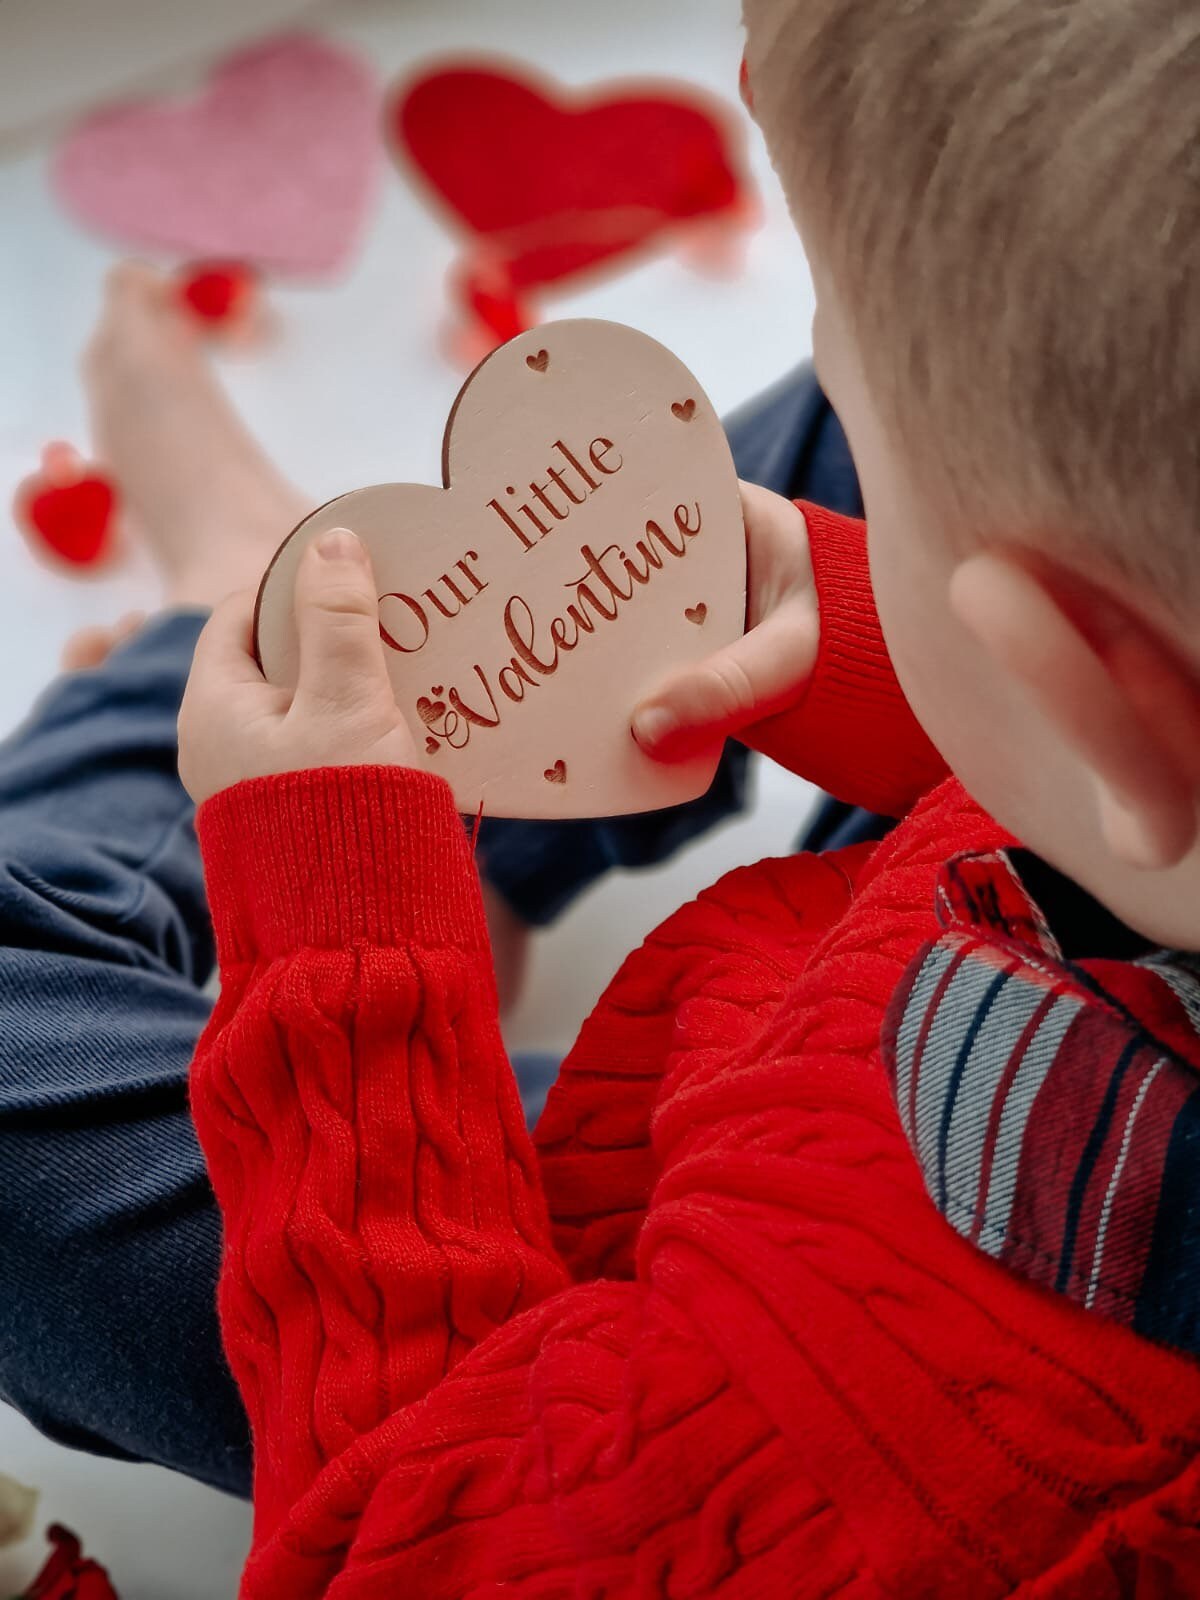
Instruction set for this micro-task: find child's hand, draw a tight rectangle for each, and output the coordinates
[179,528,418,805]
[632,483,820,772]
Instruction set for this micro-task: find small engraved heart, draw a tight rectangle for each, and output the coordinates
[424,736,440,754]
[430,684,444,695]
[544,760,567,784]
[671,398,696,421]
[417,696,447,726]
[526,350,549,372]
[684,603,708,625]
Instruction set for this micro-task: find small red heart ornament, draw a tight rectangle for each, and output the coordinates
[15,468,118,568]
[255,320,746,820]
[17,1524,118,1600]
[177,260,259,326]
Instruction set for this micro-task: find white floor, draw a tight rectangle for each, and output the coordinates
[0,1411,252,1599]
[0,1,818,1593]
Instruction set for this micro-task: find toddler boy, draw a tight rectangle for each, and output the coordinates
[179,2,1200,1592]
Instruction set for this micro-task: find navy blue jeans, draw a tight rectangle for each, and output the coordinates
[0,368,878,1497]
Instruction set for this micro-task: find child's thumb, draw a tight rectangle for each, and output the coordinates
[293,528,390,710]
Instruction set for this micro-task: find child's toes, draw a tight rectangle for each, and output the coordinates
[60,612,145,672]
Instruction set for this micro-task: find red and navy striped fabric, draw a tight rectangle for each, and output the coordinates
[881,849,1200,1357]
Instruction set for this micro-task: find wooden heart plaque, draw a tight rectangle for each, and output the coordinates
[254,319,745,818]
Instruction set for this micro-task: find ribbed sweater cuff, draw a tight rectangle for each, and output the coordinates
[791,502,946,814]
[198,766,487,963]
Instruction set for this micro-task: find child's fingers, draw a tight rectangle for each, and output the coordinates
[188,589,267,690]
[632,597,819,761]
[179,589,273,804]
[292,529,391,712]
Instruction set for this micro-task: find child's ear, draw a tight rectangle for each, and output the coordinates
[950,548,1200,870]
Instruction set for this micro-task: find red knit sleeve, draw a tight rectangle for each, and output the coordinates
[779,502,947,815]
[191,766,571,1539]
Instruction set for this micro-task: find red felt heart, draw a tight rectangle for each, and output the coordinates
[18,475,118,567]
[391,62,752,340]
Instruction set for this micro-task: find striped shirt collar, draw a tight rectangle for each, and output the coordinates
[881,848,1200,1357]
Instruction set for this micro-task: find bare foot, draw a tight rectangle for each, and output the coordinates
[83,262,310,609]
[82,265,534,1013]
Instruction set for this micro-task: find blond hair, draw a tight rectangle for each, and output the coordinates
[745,0,1200,602]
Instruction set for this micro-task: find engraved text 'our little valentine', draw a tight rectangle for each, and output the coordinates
[375,432,704,753]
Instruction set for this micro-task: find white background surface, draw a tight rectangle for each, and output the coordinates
[0,1,819,1593]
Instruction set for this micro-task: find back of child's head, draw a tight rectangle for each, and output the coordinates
[744,0,1200,611]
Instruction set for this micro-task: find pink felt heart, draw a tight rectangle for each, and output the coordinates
[53,35,380,278]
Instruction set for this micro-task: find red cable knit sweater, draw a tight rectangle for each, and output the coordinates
[192,508,1200,1598]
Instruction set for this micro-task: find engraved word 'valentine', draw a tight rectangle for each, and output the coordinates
[388,497,703,753]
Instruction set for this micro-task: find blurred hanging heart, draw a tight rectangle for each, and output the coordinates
[389,60,756,350]
[53,35,380,278]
